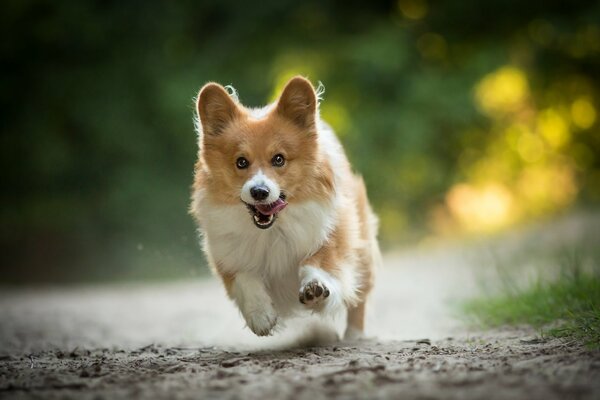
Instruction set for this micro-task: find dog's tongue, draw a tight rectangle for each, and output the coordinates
[255,199,287,216]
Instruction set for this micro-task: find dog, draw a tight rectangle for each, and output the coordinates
[190,76,380,340]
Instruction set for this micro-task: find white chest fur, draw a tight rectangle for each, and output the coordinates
[196,196,336,315]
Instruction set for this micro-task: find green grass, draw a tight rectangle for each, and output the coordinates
[464,253,600,348]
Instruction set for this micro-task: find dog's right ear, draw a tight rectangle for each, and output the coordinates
[196,83,241,136]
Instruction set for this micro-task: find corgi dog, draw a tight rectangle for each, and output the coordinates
[190,76,380,340]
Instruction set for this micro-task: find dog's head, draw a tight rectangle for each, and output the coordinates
[195,76,334,229]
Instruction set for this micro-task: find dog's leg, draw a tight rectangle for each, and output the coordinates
[231,272,278,336]
[344,237,377,340]
[344,302,366,340]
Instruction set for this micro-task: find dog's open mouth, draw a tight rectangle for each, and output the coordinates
[245,195,287,229]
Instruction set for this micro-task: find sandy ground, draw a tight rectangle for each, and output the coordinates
[1,214,599,399]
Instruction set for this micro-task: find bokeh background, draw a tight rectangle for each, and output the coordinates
[2,0,599,284]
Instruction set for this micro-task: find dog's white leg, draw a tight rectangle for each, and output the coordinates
[232,272,278,336]
[298,265,344,314]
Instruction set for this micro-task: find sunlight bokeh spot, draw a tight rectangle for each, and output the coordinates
[504,124,528,150]
[537,109,570,149]
[517,165,577,215]
[517,132,545,163]
[446,183,515,233]
[571,97,597,129]
[475,66,529,116]
[398,0,428,20]
[468,156,514,183]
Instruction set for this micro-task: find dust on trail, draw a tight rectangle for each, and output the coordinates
[1,214,599,399]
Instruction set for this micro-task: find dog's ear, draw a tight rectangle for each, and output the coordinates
[196,83,241,136]
[276,76,317,130]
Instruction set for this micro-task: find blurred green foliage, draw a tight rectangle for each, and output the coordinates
[1,0,599,283]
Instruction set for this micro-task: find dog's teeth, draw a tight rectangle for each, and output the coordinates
[254,214,273,225]
[252,210,275,228]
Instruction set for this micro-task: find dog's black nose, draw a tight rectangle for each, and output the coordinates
[250,185,270,201]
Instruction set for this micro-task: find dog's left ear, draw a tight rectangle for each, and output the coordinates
[276,76,317,130]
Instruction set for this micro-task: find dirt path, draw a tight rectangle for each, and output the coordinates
[1,215,599,399]
[2,332,598,400]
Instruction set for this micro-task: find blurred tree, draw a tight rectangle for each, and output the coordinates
[1,0,598,282]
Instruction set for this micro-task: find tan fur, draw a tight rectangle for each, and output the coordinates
[193,89,333,207]
[191,76,379,336]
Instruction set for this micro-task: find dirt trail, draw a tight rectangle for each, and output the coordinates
[1,215,599,399]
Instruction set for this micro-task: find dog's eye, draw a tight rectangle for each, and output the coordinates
[236,157,249,169]
[272,154,285,167]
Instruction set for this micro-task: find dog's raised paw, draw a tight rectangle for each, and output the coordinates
[299,279,330,308]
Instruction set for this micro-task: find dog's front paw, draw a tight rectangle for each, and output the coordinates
[244,305,278,336]
[299,279,330,308]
